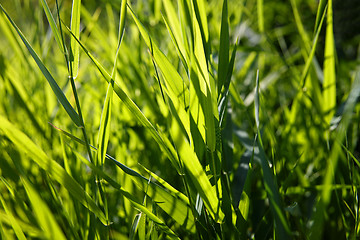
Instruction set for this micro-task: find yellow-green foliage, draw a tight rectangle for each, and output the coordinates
[0,0,359,239]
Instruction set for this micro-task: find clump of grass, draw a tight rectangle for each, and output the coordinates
[0,0,359,239]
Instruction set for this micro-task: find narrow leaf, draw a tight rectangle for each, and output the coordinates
[218,0,229,94]
[0,4,81,127]
[322,0,336,125]
[21,177,67,240]
[0,195,27,240]
[70,0,81,77]
[0,116,107,224]
[40,0,64,51]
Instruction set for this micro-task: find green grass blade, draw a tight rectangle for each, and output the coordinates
[192,11,217,152]
[0,209,43,238]
[64,20,182,172]
[5,63,47,137]
[219,40,237,128]
[0,195,26,240]
[193,0,209,42]
[21,177,67,240]
[52,123,196,232]
[314,0,327,35]
[39,0,64,51]
[299,6,327,88]
[162,0,187,68]
[128,2,223,222]
[290,0,311,52]
[96,81,113,166]
[70,0,81,78]
[168,119,224,222]
[254,70,292,239]
[0,4,82,127]
[96,0,126,167]
[128,5,189,109]
[71,150,180,239]
[310,71,360,240]
[162,14,187,71]
[218,0,229,95]
[0,116,107,225]
[255,70,260,128]
[111,0,127,77]
[130,213,142,240]
[322,0,336,125]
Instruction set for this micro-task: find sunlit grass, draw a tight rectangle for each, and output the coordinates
[0,0,359,239]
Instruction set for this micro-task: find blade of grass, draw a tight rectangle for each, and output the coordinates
[127,4,189,110]
[111,0,127,78]
[0,3,82,127]
[96,0,126,167]
[63,20,182,172]
[299,6,327,88]
[218,0,229,95]
[66,5,223,222]
[322,0,336,125]
[310,71,360,240]
[314,0,328,35]
[52,123,196,232]
[162,14,187,71]
[130,213,142,240]
[254,70,292,239]
[168,116,224,222]
[162,0,188,69]
[70,148,180,238]
[0,115,107,225]
[39,0,64,51]
[0,209,43,238]
[70,0,81,78]
[21,177,67,240]
[5,63,47,137]
[192,9,217,152]
[0,195,26,240]
[96,81,113,167]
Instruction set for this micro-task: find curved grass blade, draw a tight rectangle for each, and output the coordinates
[0,4,81,127]
[130,213,142,240]
[0,195,26,240]
[0,116,107,225]
[21,177,67,240]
